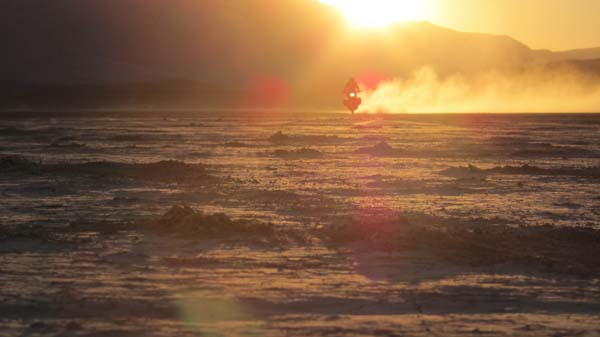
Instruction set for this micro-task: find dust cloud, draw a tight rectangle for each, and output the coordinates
[360,66,600,113]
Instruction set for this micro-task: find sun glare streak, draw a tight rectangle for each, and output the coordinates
[319,0,430,29]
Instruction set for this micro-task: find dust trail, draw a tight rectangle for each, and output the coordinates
[360,66,600,113]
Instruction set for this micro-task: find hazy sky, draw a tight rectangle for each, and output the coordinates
[2,0,600,86]
[427,0,600,50]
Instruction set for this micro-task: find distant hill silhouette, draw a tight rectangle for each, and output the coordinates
[1,0,599,109]
[553,47,600,61]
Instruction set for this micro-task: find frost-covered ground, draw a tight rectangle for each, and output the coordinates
[1,111,599,336]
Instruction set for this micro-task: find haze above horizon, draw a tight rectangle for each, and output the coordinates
[322,0,600,50]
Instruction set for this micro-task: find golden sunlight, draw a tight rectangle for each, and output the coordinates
[320,0,430,29]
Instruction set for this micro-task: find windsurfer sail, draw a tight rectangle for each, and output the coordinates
[343,78,362,114]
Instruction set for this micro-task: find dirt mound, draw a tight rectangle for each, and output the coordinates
[439,164,489,180]
[268,131,345,145]
[144,205,284,241]
[355,141,399,157]
[0,156,213,183]
[30,203,600,276]
[489,164,600,177]
[62,205,309,244]
[48,140,87,149]
[314,212,433,249]
[268,131,290,144]
[352,122,383,129]
[273,148,324,159]
[441,164,600,178]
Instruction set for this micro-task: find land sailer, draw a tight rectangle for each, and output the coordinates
[343,78,362,114]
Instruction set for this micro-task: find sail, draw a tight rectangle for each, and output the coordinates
[343,77,362,113]
[343,78,360,94]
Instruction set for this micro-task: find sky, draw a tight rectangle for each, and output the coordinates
[415,0,600,50]
[321,0,600,50]
[1,0,600,87]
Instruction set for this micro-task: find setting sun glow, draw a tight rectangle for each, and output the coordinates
[320,0,429,29]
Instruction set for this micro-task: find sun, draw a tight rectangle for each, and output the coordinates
[320,0,429,29]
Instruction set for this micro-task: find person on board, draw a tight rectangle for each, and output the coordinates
[343,77,362,114]
[343,78,361,96]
